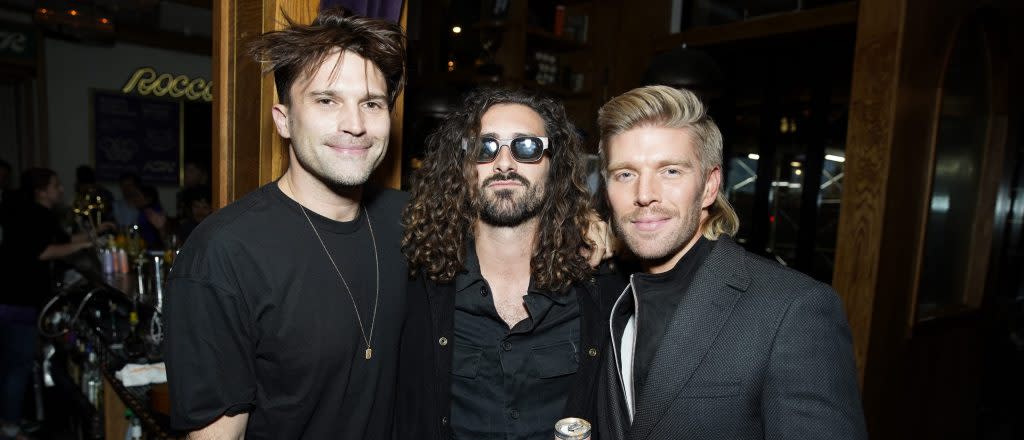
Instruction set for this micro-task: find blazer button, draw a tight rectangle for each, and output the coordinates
[439,337,448,346]
[441,416,449,426]
[588,347,598,357]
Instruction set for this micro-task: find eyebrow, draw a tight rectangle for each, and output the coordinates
[480,132,543,138]
[307,90,388,103]
[607,158,697,170]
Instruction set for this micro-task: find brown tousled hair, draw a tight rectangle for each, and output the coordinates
[247,7,406,107]
[402,88,595,291]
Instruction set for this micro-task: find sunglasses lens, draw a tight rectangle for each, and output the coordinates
[511,137,544,162]
[478,138,500,162]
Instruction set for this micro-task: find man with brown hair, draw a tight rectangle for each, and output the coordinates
[595,85,866,439]
[396,88,624,439]
[164,8,407,439]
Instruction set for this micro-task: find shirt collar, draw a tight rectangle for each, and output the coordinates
[454,239,573,305]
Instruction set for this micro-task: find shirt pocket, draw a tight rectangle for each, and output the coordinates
[451,344,483,379]
[530,341,580,379]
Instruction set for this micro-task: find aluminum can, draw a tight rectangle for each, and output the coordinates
[554,417,591,440]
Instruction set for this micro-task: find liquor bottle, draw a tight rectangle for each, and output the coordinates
[124,310,146,359]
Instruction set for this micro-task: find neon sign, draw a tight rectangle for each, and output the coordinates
[122,67,212,102]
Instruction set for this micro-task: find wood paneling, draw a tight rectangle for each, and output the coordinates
[835,0,1008,437]
[213,0,318,208]
[832,0,905,378]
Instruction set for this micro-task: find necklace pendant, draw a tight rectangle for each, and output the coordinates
[365,347,372,360]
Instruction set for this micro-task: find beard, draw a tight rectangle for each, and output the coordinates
[478,172,546,227]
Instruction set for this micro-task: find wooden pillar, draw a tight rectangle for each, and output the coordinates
[833,0,1001,437]
[213,0,405,207]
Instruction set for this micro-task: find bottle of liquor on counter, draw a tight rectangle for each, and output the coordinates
[123,409,142,440]
[83,350,102,410]
[124,310,146,359]
[554,417,591,440]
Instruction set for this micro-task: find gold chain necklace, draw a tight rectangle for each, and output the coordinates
[299,205,380,360]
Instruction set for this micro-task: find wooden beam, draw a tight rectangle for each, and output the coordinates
[369,2,407,190]
[212,0,318,208]
[654,1,857,51]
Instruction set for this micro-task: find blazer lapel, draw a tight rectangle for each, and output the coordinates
[630,239,750,440]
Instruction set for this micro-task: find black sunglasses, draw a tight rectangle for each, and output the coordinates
[467,136,550,163]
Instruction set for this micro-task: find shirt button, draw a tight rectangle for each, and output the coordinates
[588,348,598,357]
[509,409,519,419]
[439,337,448,347]
[502,341,512,351]
[441,416,449,426]
[480,286,488,297]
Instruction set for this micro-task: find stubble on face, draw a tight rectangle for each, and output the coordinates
[283,51,391,190]
[612,185,704,263]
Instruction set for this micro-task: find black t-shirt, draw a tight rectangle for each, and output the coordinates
[164,182,409,439]
[0,200,70,308]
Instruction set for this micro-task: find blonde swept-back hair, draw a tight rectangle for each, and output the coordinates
[597,85,739,240]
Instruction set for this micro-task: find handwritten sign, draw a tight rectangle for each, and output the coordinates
[93,91,181,184]
[122,67,213,102]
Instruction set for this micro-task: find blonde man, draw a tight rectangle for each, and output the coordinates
[595,85,867,440]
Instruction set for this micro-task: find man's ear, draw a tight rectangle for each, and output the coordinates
[271,103,291,139]
[702,166,721,209]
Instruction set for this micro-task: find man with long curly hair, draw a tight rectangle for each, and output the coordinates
[164,8,407,439]
[396,88,625,439]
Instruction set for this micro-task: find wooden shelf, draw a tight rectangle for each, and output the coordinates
[655,1,858,51]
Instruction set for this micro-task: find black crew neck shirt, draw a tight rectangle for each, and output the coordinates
[164,182,408,439]
[611,236,712,404]
[0,200,70,309]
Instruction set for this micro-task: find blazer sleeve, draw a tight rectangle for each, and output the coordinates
[762,285,869,440]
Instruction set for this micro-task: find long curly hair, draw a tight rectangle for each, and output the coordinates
[402,88,595,291]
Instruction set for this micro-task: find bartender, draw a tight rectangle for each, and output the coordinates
[0,168,96,440]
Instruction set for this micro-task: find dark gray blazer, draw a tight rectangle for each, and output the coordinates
[597,238,868,440]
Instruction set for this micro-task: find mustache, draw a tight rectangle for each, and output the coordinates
[621,206,677,222]
[482,172,530,187]
[323,134,371,148]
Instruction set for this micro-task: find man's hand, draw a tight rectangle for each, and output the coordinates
[584,211,615,268]
[187,413,249,440]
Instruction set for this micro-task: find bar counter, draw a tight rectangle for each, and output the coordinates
[49,269,182,439]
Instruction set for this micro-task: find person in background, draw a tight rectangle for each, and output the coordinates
[0,168,96,440]
[112,173,142,228]
[134,184,166,249]
[176,161,210,221]
[175,185,212,243]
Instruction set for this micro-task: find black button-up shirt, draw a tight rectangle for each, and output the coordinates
[451,245,581,440]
